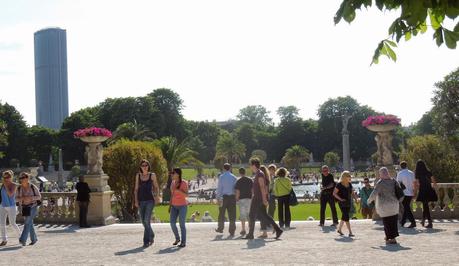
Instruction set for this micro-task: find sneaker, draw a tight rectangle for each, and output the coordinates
[215,229,224,234]
[425,223,433,229]
[407,223,416,228]
[19,240,26,246]
[240,231,246,236]
[348,234,355,237]
[0,241,6,246]
[242,235,254,240]
[178,243,186,248]
[29,241,37,246]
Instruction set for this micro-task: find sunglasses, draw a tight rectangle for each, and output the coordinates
[2,175,11,179]
[141,164,149,167]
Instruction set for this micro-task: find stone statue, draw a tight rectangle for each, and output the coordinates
[86,143,105,175]
[375,132,394,166]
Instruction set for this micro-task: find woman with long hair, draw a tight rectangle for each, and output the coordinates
[333,171,357,237]
[414,160,437,228]
[368,167,401,244]
[0,170,21,246]
[258,165,271,238]
[134,159,160,248]
[169,168,188,248]
[17,172,42,246]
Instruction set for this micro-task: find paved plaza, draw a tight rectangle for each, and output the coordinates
[0,220,458,265]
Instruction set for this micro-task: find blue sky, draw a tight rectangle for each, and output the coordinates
[0,0,458,126]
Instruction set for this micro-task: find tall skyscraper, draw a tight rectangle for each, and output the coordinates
[34,27,69,130]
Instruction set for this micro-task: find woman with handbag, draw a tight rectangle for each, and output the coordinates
[414,160,437,229]
[169,168,188,248]
[16,172,41,246]
[367,167,401,245]
[134,159,160,248]
[273,168,292,229]
[0,170,21,246]
[333,171,358,237]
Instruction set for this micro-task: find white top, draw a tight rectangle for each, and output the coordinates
[396,169,415,196]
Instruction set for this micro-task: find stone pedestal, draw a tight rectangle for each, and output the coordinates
[85,174,111,192]
[87,191,118,225]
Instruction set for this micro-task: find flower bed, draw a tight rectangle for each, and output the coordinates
[362,115,400,127]
[73,127,112,138]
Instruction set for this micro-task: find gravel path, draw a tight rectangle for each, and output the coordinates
[1,220,458,265]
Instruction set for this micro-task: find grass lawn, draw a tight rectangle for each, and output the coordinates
[152,202,363,223]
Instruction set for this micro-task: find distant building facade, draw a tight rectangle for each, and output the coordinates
[34,27,69,129]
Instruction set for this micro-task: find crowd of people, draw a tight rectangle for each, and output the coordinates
[0,157,439,249]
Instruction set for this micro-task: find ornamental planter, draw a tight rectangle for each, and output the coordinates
[80,136,110,143]
[362,115,400,167]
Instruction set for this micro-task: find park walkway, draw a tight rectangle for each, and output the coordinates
[1,220,458,265]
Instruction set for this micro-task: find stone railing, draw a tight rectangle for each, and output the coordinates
[17,192,78,224]
[413,183,459,219]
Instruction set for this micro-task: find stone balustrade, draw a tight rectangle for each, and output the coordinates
[17,192,78,224]
[413,183,459,219]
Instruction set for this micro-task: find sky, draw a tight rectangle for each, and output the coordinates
[0,0,458,127]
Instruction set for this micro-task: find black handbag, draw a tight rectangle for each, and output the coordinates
[394,180,405,200]
[22,205,32,217]
[289,189,298,206]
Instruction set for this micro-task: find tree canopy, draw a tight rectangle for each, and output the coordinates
[335,0,459,63]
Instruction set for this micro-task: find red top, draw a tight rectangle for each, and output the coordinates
[171,180,188,206]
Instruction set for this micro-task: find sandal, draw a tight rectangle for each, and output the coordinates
[337,230,344,236]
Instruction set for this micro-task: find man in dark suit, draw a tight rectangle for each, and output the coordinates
[76,175,91,228]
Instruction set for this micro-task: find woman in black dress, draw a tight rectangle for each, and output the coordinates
[333,171,358,237]
[414,160,437,228]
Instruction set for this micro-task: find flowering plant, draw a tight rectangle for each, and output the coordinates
[73,127,112,138]
[361,115,401,127]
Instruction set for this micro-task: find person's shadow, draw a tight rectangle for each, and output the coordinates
[334,237,354,243]
[0,245,22,252]
[157,247,181,254]
[243,239,267,250]
[114,246,146,256]
[321,226,336,234]
[371,244,412,252]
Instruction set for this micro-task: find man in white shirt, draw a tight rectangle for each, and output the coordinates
[396,161,416,228]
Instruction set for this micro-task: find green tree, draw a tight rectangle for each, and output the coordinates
[153,136,201,171]
[0,103,29,167]
[109,120,156,143]
[431,67,459,155]
[412,111,436,135]
[317,96,377,161]
[237,105,273,128]
[103,140,168,221]
[281,145,310,171]
[335,0,459,63]
[187,121,221,163]
[277,106,301,123]
[0,119,7,159]
[215,131,246,164]
[251,149,268,163]
[26,126,58,164]
[235,123,258,160]
[324,151,340,168]
[58,107,101,164]
[400,135,459,182]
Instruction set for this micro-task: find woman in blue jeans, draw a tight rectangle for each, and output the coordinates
[16,172,42,246]
[134,160,160,248]
[169,168,188,248]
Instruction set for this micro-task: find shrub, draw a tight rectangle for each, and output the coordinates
[103,140,168,221]
[400,135,459,182]
[324,151,340,168]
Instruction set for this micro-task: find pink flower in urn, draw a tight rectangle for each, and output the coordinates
[361,115,401,128]
[73,127,112,138]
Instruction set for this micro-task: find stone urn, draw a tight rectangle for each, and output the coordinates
[80,136,109,176]
[366,124,397,166]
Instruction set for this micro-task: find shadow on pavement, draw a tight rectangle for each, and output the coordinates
[0,246,22,252]
[157,247,181,254]
[372,244,412,252]
[399,228,446,235]
[455,231,459,236]
[244,239,266,250]
[42,225,79,234]
[321,226,336,234]
[334,237,354,243]
[115,246,146,256]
